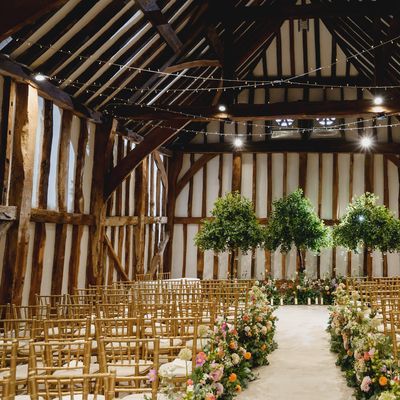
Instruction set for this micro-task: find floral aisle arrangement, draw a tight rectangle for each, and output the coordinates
[161,285,277,400]
[328,283,400,400]
[260,274,343,305]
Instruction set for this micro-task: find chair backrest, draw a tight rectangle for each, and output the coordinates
[0,340,17,398]
[43,318,91,342]
[29,372,116,400]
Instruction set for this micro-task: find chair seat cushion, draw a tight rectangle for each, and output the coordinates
[106,360,150,376]
[159,359,192,378]
[52,361,99,377]
[53,395,106,400]
[148,338,182,350]
[122,393,167,400]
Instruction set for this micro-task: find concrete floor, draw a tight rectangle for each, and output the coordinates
[237,306,354,400]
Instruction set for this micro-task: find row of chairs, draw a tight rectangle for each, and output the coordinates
[0,279,255,399]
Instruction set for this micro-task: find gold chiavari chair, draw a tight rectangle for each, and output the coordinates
[43,317,93,343]
[98,337,160,399]
[29,339,99,377]
[29,372,116,400]
[0,341,17,397]
[95,317,141,341]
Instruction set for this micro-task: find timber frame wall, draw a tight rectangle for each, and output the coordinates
[0,76,169,305]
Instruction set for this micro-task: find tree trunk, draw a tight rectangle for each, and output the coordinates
[363,247,372,278]
[229,249,236,279]
[297,248,305,273]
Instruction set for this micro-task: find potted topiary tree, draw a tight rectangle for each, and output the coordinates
[333,192,400,277]
[263,189,331,274]
[195,192,263,278]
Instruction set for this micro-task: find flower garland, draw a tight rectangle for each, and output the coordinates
[328,284,400,400]
[161,285,277,400]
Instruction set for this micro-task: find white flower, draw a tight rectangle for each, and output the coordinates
[360,376,371,392]
[187,385,194,393]
[244,326,251,332]
[178,348,192,361]
[261,326,267,335]
[231,353,240,365]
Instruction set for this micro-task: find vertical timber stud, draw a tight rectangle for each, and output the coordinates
[165,153,183,276]
[88,118,117,286]
[1,84,37,305]
[51,110,73,296]
[383,156,389,277]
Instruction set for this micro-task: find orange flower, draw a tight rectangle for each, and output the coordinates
[244,352,252,360]
[261,344,267,351]
[379,376,388,386]
[236,385,242,392]
[229,341,237,350]
[229,373,237,383]
[243,314,250,322]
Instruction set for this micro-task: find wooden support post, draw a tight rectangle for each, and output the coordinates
[164,153,183,275]
[88,119,117,286]
[0,83,38,305]
[51,110,72,296]
[104,233,129,281]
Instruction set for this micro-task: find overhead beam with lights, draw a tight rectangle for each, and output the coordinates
[116,99,397,121]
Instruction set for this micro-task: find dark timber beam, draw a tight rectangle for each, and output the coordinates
[0,0,68,42]
[104,120,190,199]
[230,2,400,21]
[173,140,400,154]
[135,0,182,53]
[165,59,221,74]
[116,99,400,121]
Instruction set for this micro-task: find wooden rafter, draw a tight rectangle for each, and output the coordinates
[135,0,182,53]
[116,99,400,121]
[165,59,221,73]
[175,140,400,154]
[0,0,69,42]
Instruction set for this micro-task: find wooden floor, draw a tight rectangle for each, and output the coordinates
[238,306,354,400]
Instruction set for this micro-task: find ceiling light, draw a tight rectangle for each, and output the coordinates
[218,104,227,112]
[373,96,383,106]
[360,136,373,148]
[34,73,47,82]
[233,137,243,148]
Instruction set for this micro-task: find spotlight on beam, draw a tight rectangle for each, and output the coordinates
[360,136,373,149]
[233,137,243,148]
[33,73,47,82]
[373,96,383,106]
[218,104,227,112]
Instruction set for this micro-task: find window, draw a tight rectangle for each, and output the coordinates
[317,118,336,127]
[275,119,294,127]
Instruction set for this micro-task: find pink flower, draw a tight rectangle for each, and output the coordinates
[363,352,371,361]
[209,363,224,382]
[196,351,207,367]
[214,382,224,396]
[187,379,193,386]
[147,369,157,382]
[361,376,372,392]
[205,393,216,400]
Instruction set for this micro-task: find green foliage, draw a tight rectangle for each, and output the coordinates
[333,192,400,253]
[195,192,263,254]
[263,189,331,255]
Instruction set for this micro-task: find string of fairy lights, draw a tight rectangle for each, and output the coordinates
[8,31,400,147]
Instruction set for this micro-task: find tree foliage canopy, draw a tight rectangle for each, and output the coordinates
[263,189,331,254]
[333,192,400,253]
[195,192,263,254]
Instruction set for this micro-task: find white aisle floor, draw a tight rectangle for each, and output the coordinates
[237,305,354,400]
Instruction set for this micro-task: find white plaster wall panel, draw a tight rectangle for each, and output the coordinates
[175,184,189,217]
[218,252,229,279]
[352,154,365,197]
[374,155,384,205]
[287,88,304,102]
[305,251,317,279]
[307,22,317,76]
[320,154,333,219]
[77,227,89,289]
[337,154,350,217]
[266,38,278,75]
[326,88,341,101]
[305,154,319,209]
[343,88,358,101]
[254,88,264,105]
[171,225,183,278]
[47,106,62,210]
[188,224,200,278]
[238,89,249,104]
[319,248,332,278]
[387,253,399,277]
[222,154,233,195]
[256,154,268,218]
[41,224,56,295]
[345,118,359,141]
[286,153,299,193]
[372,250,383,277]
[293,27,303,76]
[280,21,291,76]
[239,250,252,279]
[391,125,400,143]
[269,88,285,103]
[203,250,214,280]
[191,163,203,218]
[32,97,44,208]
[207,156,220,216]
[320,22,332,75]
[255,248,266,280]
[22,223,36,305]
[224,122,236,145]
[82,122,95,214]
[388,161,399,217]
[61,225,73,294]
[67,116,79,213]
[144,225,149,273]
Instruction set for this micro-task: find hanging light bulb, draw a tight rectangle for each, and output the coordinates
[233,137,243,148]
[373,96,383,106]
[33,73,47,82]
[218,104,227,112]
[360,136,373,148]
